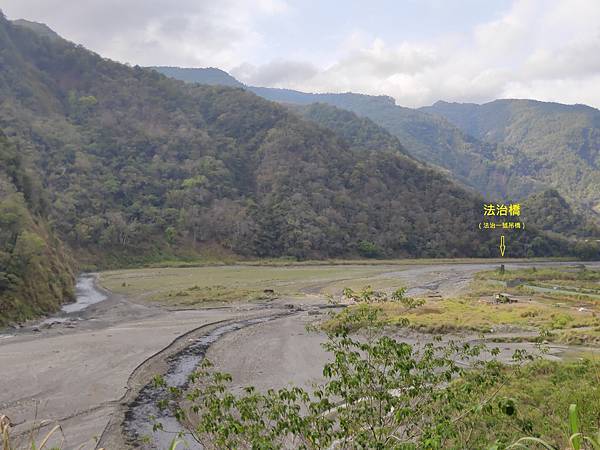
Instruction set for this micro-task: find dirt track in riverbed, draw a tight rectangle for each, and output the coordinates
[1,261,597,449]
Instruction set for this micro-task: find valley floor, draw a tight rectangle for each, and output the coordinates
[1,260,599,449]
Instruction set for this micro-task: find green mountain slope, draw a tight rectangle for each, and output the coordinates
[422,100,600,214]
[12,19,64,42]
[152,65,600,217]
[298,104,600,245]
[149,68,546,202]
[522,189,600,238]
[124,64,600,243]
[248,89,548,201]
[0,132,74,326]
[0,12,530,266]
[289,102,411,156]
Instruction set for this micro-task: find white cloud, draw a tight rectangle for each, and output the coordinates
[234,0,600,108]
[524,36,600,80]
[503,76,600,108]
[333,39,438,77]
[232,60,319,86]
[2,0,289,67]
[3,0,600,108]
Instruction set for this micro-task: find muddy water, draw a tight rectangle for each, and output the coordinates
[62,274,108,313]
[35,274,108,328]
[122,313,293,449]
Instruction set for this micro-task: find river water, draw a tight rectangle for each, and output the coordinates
[61,274,108,313]
[122,313,293,449]
[37,274,107,326]
[0,274,108,338]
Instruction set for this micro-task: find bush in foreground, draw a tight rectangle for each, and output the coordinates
[153,306,546,449]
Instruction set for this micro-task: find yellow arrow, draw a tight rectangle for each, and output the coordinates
[499,235,506,257]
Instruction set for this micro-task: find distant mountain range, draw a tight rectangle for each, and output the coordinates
[150,67,244,88]
[422,99,600,215]
[151,67,600,220]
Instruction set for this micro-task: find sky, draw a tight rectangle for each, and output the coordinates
[3,0,600,108]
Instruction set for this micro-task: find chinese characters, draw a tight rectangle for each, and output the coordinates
[483,203,521,217]
[479,203,525,231]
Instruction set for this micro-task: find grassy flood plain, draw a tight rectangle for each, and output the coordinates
[99,263,414,305]
[99,261,600,343]
[100,260,600,345]
[99,258,554,305]
[323,265,600,347]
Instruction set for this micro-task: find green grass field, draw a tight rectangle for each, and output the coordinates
[98,264,408,305]
[455,358,600,448]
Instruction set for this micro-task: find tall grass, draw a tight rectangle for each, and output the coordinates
[509,404,600,450]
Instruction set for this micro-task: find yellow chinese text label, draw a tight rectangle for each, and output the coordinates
[483,203,521,217]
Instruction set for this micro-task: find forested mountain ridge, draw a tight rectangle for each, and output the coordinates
[289,103,411,156]
[0,13,508,264]
[522,189,600,239]
[293,104,595,238]
[155,66,600,219]
[149,66,244,88]
[12,19,64,42]
[423,100,600,215]
[248,89,551,202]
[270,103,600,251]
[151,67,546,201]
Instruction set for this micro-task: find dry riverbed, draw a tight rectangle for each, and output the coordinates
[1,261,598,449]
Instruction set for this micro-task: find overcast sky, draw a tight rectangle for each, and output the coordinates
[3,0,600,108]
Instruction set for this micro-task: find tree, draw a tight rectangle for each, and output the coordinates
[357,240,381,258]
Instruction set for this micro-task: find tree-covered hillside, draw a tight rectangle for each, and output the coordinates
[0,13,501,263]
[287,104,600,256]
[423,100,600,215]
[150,66,522,200]
[289,102,411,156]
[151,65,600,220]
[12,19,64,42]
[0,132,74,326]
[522,189,600,238]
[183,72,546,199]
[249,89,550,201]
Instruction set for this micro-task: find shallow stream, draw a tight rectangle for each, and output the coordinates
[122,313,292,449]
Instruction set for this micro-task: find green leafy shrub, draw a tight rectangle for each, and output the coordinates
[152,308,533,449]
[391,287,425,308]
